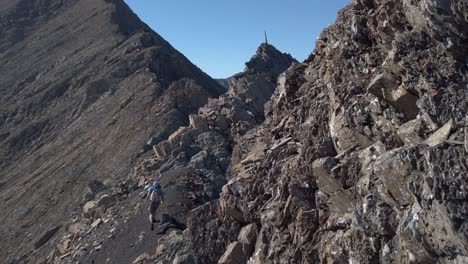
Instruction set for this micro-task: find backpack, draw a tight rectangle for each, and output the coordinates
[149,186,162,203]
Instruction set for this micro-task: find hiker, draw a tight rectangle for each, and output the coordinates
[147,182,164,230]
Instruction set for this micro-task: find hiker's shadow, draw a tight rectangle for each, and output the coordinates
[156,213,187,235]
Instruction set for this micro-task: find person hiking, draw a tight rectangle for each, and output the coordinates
[147,182,164,230]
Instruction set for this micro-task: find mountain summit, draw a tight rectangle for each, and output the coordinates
[244,43,297,77]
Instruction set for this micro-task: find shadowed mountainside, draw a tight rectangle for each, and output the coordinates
[0,0,224,262]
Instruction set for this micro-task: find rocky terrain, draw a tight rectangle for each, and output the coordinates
[145,0,468,263]
[140,0,468,263]
[46,43,296,264]
[1,0,468,263]
[0,0,225,262]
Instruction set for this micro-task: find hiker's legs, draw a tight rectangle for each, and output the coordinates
[149,201,159,223]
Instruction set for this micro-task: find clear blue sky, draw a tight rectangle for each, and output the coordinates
[124,0,351,78]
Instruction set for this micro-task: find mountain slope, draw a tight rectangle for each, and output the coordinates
[0,0,224,262]
[151,0,468,263]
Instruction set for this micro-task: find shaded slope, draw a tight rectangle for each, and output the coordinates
[0,0,224,262]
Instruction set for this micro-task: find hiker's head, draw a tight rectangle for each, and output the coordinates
[153,181,160,188]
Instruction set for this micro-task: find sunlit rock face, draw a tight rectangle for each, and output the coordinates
[159,0,468,263]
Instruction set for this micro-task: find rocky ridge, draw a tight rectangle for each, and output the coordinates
[1,0,467,263]
[151,0,468,263]
[42,43,296,263]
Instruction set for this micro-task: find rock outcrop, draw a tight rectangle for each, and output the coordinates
[0,0,224,262]
[138,43,296,207]
[155,0,468,263]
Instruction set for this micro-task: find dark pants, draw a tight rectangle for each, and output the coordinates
[149,201,160,215]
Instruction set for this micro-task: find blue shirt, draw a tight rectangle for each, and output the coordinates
[148,186,163,201]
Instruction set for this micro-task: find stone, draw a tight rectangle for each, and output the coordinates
[34,226,61,249]
[465,116,468,153]
[189,114,208,129]
[68,223,85,236]
[153,141,173,160]
[453,255,468,264]
[137,176,146,188]
[96,194,116,209]
[373,150,415,207]
[425,119,453,147]
[132,253,151,263]
[330,110,370,153]
[218,242,246,264]
[367,73,419,118]
[238,224,257,244]
[214,116,229,131]
[88,180,106,194]
[83,201,97,218]
[59,252,71,259]
[91,218,102,229]
[397,119,423,146]
[58,239,71,254]
[367,73,399,95]
[156,231,185,257]
[169,127,190,141]
[312,157,337,178]
[173,253,198,264]
[237,223,258,257]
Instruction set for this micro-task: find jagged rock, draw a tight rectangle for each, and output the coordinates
[214,116,229,131]
[68,222,86,237]
[91,218,102,229]
[238,224,257,245]
[465,116,468,153]
[96,194,116,209]
[88,180,107,194]
[397,119,423,146]
[132,253,151,264]
[425,119,453,147]
[57,239,71,254]
[367,73,419,118]
[137,176,147,188]
[82,180,107,203]
[374,150,415,207]
[83,201,97,219]
[173,0,468,263]
[237,223,258,257]
[218,242,247,264]
[58,238,72,255]
[173,253,199,264]
[189,114,208,130]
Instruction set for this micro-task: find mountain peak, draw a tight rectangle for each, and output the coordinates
[244,43,297,76]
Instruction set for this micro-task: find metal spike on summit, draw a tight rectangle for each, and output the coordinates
[264,30,268,45]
